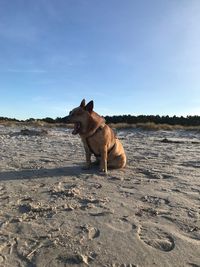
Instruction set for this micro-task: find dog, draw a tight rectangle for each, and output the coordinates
[65,99,126,173]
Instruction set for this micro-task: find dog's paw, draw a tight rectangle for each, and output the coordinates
[99,168,108,175]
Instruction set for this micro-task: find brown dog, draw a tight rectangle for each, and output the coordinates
[66,99,126,173]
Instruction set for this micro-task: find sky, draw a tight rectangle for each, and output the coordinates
[0,0,200,120]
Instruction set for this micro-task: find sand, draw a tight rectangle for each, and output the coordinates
[0,125,199,267]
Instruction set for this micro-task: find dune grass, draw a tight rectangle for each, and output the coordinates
[108,122,200,131]
[1,120,200,131]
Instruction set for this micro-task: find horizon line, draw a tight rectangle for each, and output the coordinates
[1,113,200,122]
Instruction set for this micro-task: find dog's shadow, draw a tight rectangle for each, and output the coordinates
[0,165,87,182]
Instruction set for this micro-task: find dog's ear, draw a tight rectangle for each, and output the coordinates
[80,99,86,108]
[85,100,94,113]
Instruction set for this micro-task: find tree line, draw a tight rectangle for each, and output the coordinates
[104,115,200,126]
[1,115,200,126]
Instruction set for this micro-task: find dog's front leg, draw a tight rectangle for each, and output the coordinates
[100,145,108,173]
[83,144,92,170]
[81,138,92,169]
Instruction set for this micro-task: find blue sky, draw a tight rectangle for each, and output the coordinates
[0,0,200,119]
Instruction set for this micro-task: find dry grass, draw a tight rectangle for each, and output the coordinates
[108,123,137,129]
[1,120,200,131]
[108,122,175,130]
[109,122,200,131]
[0,120,73,128]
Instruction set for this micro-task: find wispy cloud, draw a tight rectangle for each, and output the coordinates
[2,69,47,73]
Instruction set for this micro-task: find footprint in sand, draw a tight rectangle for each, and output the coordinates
[139,169,174,180]
[80,224,100,239]
[119,186,135,195]
[138,225,175,252]
[105,218,137,233]
[141,195,170,205]
[58,253,94,265]
[89,206,113,217]
[161,216,200,241]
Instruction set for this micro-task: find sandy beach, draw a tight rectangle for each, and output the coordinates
[0,125,199,267]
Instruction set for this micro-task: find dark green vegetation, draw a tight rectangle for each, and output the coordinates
[104,115,200,127]
[1,115,200,127]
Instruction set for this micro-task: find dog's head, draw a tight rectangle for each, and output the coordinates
[66,99,94,135]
